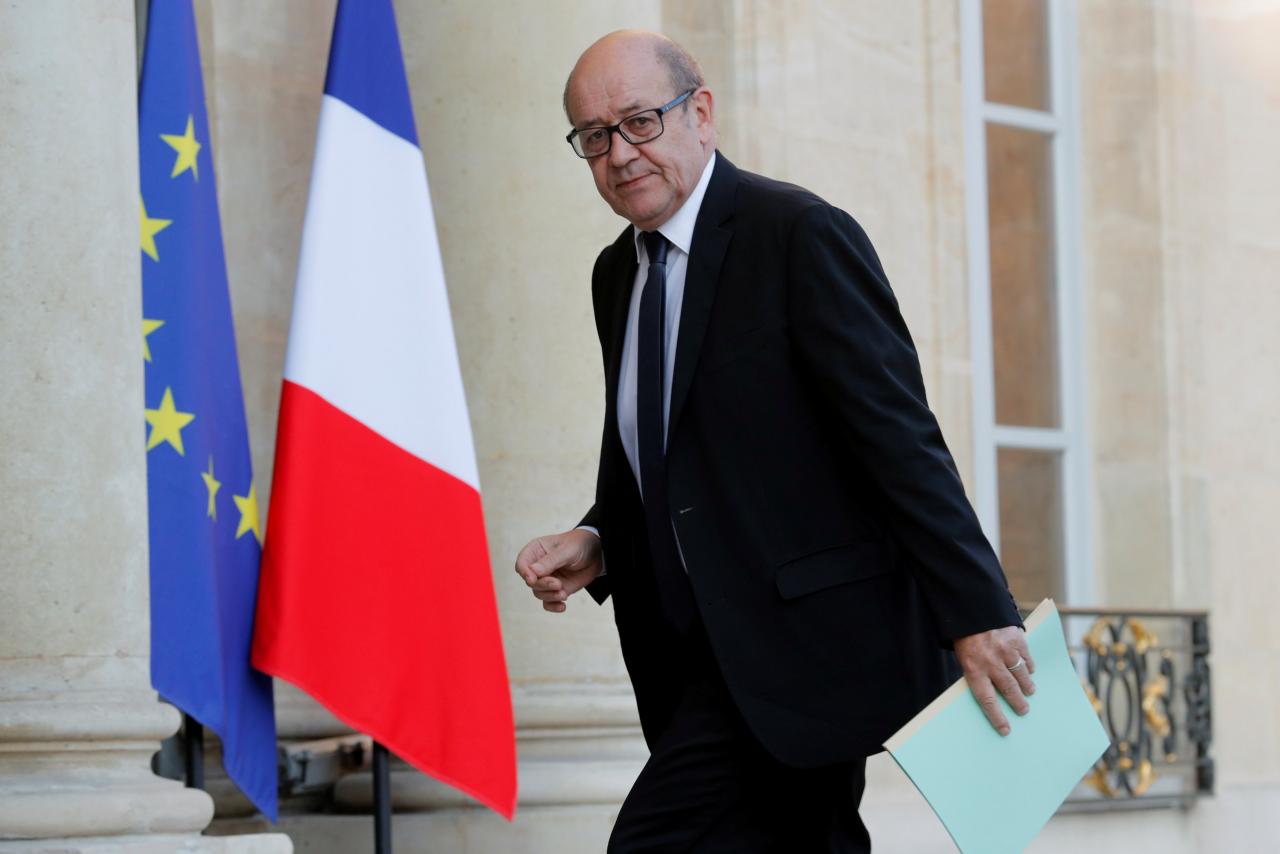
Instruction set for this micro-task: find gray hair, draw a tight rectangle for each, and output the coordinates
[563,35,706,125]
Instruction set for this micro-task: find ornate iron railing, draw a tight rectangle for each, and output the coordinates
[1021,605,1213,812]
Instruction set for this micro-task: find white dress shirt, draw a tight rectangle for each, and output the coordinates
[617,152,717,491]
[578,153,716,565]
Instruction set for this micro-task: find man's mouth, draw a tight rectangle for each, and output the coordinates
[615,174,651,190]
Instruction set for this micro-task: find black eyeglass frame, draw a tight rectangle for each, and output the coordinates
[565,89,696,159]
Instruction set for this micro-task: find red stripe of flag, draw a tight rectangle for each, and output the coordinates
[252,381,516,817]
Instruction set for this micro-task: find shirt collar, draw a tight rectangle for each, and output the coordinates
[633,151,717,262]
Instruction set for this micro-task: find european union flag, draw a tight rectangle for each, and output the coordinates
[139,0,277,819]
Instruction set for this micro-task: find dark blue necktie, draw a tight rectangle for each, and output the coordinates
[638,231,696,633]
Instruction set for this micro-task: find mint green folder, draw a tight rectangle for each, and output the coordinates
[884,600,1110,853]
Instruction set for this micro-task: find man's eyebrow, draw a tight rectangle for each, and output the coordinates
[576,100,646,129]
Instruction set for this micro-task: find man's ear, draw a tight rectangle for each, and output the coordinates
[692,87,716,143]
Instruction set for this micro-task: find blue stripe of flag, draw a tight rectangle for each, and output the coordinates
[324,0,420,145]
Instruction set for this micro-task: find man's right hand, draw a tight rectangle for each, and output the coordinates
[514,529,604,613]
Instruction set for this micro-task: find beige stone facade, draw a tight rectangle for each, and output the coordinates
[2,0,1277,851]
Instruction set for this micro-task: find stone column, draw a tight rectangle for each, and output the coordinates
[0,3,286,851]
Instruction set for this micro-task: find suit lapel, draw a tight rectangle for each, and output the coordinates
[603,234,638,417]
[668,153,737,442]
[599,231,644,538]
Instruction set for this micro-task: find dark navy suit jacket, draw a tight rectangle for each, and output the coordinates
[582,154,1022,765]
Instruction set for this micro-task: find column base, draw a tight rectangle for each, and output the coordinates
[0,692,215,840]
[0,833,292,854]
[0,687,290,854]
[279,806,614,854]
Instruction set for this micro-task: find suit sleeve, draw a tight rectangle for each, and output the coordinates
[582,246,615,606]
[580,502,611,604]
[786,203,1022,641]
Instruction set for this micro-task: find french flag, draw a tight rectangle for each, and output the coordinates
[251,0,516,818]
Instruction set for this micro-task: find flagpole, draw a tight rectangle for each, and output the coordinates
[182,713,205,789]
[373,741,392,854]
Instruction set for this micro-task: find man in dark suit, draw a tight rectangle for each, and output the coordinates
[515,30,1035,851]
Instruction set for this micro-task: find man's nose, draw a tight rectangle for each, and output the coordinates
[608,129,639,167]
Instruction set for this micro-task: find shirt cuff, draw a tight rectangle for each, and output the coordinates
[575,525,604,575]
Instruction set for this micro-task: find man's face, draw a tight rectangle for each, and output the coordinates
[567,44,713,232]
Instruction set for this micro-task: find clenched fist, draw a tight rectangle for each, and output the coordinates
[514,529,604,613]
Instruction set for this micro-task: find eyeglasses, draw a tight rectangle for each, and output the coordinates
[566,90,695,159]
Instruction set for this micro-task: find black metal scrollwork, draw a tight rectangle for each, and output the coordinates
[1080,616,1167,797]
[1185,616,1214,795]
[1024,606,1213,811]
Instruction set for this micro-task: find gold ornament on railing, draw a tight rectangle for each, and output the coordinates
[1080,616,1170,798]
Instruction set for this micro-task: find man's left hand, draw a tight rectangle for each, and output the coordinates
[953,626,1036,736]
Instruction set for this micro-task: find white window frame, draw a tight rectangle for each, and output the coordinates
[961,0,1094,605]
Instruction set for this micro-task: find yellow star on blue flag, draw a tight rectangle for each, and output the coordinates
[161,115,202,179]
[138,0,276,820]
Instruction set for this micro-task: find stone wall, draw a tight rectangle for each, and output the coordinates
[1,0,1277,850]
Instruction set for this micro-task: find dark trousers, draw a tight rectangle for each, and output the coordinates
[608,622,871,853]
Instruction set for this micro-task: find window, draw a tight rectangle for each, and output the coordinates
[962,0,1092,603]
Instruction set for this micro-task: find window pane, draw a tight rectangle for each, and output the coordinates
[987,123,1059,428]
[997,448,1064,601]
[983,0,1050,110]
